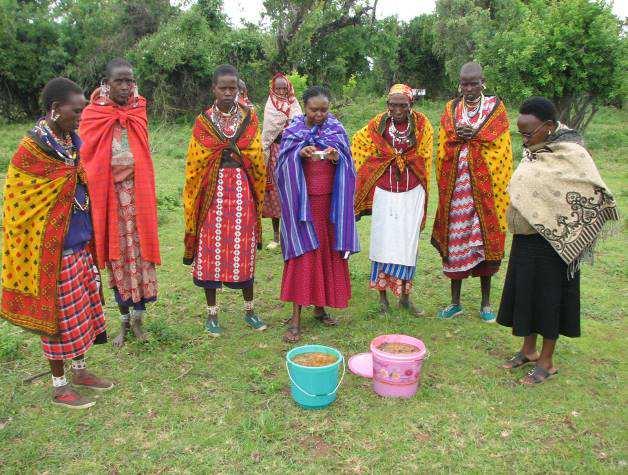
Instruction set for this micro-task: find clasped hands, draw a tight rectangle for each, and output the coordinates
[456,126,475,140]
[299,145,339,163]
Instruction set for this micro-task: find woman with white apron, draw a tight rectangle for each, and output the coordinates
[352,84,434,315]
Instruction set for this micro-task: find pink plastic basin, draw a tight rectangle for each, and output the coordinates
[370,334,427,398]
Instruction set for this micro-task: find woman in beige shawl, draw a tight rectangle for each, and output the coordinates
[497,97,619,385]
[261,73,302,249]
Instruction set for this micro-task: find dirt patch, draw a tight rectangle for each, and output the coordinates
[298,435,334,458]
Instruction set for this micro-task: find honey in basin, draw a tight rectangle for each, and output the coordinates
[377,342,420,354]
[292,352,338,367]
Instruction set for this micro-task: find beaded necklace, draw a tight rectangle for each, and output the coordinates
[461,94,484,126]
[210,103,241,138]
[40,121,88,211]
[387,115,412,154]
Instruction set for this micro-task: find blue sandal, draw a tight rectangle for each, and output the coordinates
[244,314,267,331]
[205,318,223,337]
[480,307,496,323]
[438,304,463,319]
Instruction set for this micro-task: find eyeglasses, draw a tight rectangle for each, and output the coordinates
[517,121,549,139]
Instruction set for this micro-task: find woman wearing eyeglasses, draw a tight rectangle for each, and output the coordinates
[497,96,619,385]
[352,84,433,315]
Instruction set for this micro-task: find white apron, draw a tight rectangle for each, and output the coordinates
[369,168,425,267]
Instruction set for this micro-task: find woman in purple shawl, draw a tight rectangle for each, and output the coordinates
[276,86,360,342]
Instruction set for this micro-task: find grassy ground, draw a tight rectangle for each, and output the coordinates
[0,98,626,473]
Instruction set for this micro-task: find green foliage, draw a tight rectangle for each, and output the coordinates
[433,0,625,130]
[286,72,308,100]
[130,6,270,118]
[476,0,624,129]
[0,0,66,119]
[0,0,623,124]
[57,0,175,93]
[130,8,219,119]
[396,15,448,98]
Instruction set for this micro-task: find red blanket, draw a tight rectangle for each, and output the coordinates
[79,91,160,268]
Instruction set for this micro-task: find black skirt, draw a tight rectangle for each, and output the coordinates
[497,234,580,340]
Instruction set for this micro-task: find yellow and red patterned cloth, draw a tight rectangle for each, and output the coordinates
[351,110,433,229]
[182,106,266,263]
[431,98,513,262]
[1,136,86,335]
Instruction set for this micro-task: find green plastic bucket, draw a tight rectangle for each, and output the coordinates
[286,344,345,409]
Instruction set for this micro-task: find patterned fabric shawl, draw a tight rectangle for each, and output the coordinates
[509,124,619,277]
[431,98,513,261]
[182,106,266,263]
[79,89,160,268]
[1,124,85,335]
[275,113,360,261]
[351,110,433,229]
[261,73,302,163]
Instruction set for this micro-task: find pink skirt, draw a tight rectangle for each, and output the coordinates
[280,160,351,308]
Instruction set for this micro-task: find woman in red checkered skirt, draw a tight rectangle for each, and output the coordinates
[1,78,113,409]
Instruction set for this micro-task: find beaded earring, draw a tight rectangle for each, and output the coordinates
[51,109,60,122]
[100,80,110,99]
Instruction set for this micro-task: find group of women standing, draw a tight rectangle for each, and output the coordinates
[0,59,619,408]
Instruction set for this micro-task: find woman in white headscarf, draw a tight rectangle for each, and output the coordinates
[261,73,302,249]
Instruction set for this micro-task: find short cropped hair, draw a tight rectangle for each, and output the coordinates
[519,96,558,123]
[105,58,133,79]
[212,64,239,85]
[40,77,84,112]
[302,85,331,105]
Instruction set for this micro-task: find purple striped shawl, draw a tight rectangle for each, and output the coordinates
[275,113,360,261]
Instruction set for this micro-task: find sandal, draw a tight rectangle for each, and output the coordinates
[314,313,338,326]
[283,325,301,343]
[520,365,558,385]
[502,351,538,369]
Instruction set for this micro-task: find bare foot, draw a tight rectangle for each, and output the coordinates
[130,316,148,342]
[283,325,300,343]
[379,298,390,314]
[112,321,129,348]
[399,298,425,317]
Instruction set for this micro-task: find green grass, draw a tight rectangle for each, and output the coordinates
[0,98,626,473]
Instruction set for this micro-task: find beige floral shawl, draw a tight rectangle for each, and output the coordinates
[508,124,619,276]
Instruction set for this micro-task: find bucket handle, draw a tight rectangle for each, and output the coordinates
[286,357,346,398]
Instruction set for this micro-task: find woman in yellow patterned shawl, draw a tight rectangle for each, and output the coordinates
[431,62,513,322]
[1,78,113,409]
[352,84,433,315]
[182,65,267,337]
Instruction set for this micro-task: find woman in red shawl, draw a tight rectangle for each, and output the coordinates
[261,73,302,248]
[80,58,160,347]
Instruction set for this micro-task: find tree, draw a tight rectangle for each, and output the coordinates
[57,0,176,93]
[477,0,624,130]
[0,0,66,119]
[396,15,447,98]
[263,0,376,79]
[433,0,624,130]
